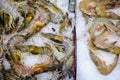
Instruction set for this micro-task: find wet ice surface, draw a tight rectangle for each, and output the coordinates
[22,53,51,68]
[76,0,120,80]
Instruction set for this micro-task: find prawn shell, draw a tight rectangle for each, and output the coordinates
[0,48,3,58]
[12,63,33,78]
[32,63,48,74]
[16,45,52,55]
[17,3,36,32]
[24,5,51,38]
[108,46,120,54]
[37,0,65,24]
[89,50,119,75]
[41,33,64,43]
[2,69,21,80]
[79,0,120,19]
[7,35,26,51]
[89,18,118,49]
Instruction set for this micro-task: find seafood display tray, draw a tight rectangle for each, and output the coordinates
[0,0,76,80]
[76,0,120,80]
